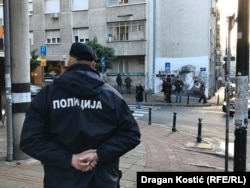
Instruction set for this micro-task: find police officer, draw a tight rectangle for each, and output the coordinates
[20,42,141,188]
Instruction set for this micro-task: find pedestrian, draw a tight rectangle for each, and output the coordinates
[20,42,141,188]
[165,75,172,103]
[198,81,208,104]
[125,75,132,94]
[116,73,123,94]
[174,76,184,103]
[135,83,144,109]
[161,78,166,97]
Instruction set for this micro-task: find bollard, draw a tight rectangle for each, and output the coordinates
[217,95,220,105]
[148,108,152,125]
[144,93,147,102]
[197,118,203,142]
[172,111,177,132]
[187,95,189,104]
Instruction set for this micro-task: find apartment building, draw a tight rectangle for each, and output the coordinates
[27,0,147,90]
[0,0,219,98]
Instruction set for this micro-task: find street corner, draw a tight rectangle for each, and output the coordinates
[182,138,232,159]
[184,141,213,150]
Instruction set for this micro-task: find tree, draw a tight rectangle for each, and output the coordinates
[30,49,40,73]
[87,36,115,72]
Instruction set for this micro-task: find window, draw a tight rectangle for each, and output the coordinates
[107,21,145,42]
[29,32,34,46]
[118,26,128,41]
[44,0,60,14]
[118,60,123,73]
[108,0,144,7]
[28,1,33,15]
[0,25,3,50]
[45,30,60,44]
[0,5,3,25]
[118,0,128,4]
[138,59,144,65]
[72,0,89,11]
[117,59,129,73]
[124,60,129,72]
[73,28,89,43]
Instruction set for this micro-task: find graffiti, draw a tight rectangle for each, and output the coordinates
[155,56,209,97]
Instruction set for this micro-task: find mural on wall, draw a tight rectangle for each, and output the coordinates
[155,56,209,97]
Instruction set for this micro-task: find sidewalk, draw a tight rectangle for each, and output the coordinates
[124,86,225,106]
[0,87,247,188]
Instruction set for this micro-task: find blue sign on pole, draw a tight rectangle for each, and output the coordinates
[40,45,47,56]
[165,62,170,71]
[101,57,106,67]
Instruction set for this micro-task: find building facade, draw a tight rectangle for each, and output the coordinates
[27,0,146,91]
[0,0,219,97]
[147,0,218,97]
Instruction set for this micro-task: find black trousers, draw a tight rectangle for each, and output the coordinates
[166,91,172,102]
[199,95,207,103]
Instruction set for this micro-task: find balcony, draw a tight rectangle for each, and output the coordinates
[107,40,146,56]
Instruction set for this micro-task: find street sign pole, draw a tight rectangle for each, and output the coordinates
[101,57,106,78]
[40,46,47,84]
[224,14,235,172]
[3,0,13,161]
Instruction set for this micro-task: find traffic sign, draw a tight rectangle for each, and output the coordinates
[165,62,170,71]
[101,57,106,67]
[40,56,47,66]
[40,45,47,56]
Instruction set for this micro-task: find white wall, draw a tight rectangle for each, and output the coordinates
[155,56,209,96]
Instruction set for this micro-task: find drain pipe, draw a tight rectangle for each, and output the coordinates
[3,0,13,161]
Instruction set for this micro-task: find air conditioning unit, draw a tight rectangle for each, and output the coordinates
[51,13,59,20]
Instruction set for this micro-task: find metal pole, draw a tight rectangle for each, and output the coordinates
[148,108,151,125]
[224,14,235,172]
[3,0,13,162]
[234,0,249,172]
[197,118,202,142]
[217,95,219,105]
[144,92,147,102]
[172,111,177,132]
[152,0,156,93]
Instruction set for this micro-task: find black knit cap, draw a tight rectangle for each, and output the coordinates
[69,42,98,61]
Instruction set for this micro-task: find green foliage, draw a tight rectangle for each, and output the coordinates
[87,36,115,72]
[30,49,40,72]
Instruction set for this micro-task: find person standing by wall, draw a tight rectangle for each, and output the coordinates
[161,78,167,98]
[198,82,208,104]
[125,75,132,94]
[135,83,144,109]
[116,73,123,94]
[165,75,172,103]
[20,42,141,188]
[174,76,184,103]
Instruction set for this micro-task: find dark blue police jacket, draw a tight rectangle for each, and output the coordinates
[20,64,141,188]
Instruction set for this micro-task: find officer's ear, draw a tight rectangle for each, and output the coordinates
[90,61,96,70]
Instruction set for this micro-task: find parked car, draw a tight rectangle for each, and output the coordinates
[229,82,236,96]
[222,96,250,117]
[31,84,43,97]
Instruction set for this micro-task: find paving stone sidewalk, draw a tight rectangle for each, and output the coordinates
[0,87,248,188]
